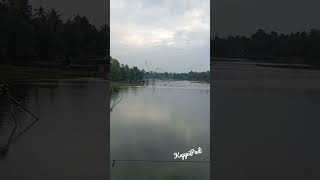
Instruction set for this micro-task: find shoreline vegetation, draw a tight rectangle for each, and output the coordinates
[0,1,109,80]
[109,58,210,88]
[212,29,320,66]
[4,2,320,82]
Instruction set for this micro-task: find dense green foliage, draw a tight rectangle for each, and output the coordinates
[0,1,109,64]
[212,29,320,65]
[109,58,145,82]
[146,71,210,82]
[110,58,210,82]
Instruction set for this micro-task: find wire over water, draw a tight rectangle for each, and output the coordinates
[112,159,210,167]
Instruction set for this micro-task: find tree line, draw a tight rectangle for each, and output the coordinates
[145,71,210,82]
[109,58,145,82]
[109,58,210,82]
[0,1,109,64]
[212,29,320,65]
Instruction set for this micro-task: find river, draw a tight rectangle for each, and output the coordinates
[211,61,320,180]
[111,80,210,180]
[0,79,210,180]
[0,79,109,180]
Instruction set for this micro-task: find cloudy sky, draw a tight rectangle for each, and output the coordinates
[213,0,320,37]
[111,0,210,73]
[29,0,320,69]
[30,0,109,25]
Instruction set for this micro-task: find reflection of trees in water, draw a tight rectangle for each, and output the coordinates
[0,84,13,156]
[110,88,122,112]
[0,93,10,137]
[110,86,142,111]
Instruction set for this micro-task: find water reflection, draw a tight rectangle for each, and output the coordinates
[111,80,210,180]
[0,80,109,180]
[0,83,39,158]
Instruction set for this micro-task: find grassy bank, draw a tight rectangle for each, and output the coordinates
[0,65,100,80]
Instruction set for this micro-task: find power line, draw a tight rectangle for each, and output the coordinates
[112,159,210,167]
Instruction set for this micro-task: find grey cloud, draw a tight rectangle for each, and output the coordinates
[111,0,210,73]
[212,0,320,37]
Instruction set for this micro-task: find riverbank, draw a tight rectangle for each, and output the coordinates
[212,57,320,70]
[0,65,100,80]
[111,81,144,88]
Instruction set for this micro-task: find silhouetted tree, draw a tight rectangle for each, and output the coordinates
[0,2,109,65]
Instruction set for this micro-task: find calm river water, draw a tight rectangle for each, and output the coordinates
[0,79,109,180]
[111,80,210,180]
[0,79,209,180]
